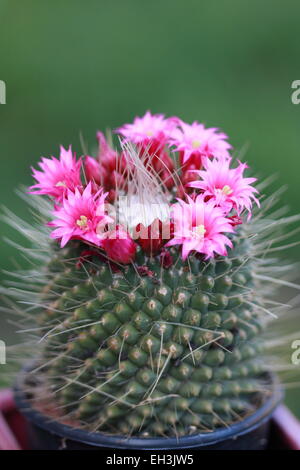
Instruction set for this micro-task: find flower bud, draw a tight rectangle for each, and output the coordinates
[103,226,136,264]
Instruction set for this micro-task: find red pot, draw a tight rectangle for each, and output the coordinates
[0,389,28,450]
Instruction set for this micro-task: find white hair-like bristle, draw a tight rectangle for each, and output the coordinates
[116,140,171,233]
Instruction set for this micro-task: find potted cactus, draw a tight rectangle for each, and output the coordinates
[4,112,298,450]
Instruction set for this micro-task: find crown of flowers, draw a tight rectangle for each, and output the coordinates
[29,111,259,265]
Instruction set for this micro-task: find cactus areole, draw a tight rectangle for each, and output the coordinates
[7,112,295,449]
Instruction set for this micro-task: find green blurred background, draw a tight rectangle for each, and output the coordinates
[0,0,299,415]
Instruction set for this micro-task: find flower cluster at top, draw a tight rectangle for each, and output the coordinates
[29,111,259,265]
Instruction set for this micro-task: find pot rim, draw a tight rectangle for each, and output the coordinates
[14,363,283,450]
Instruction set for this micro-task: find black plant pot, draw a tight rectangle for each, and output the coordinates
[14,365,283,451]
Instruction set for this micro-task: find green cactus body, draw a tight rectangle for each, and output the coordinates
[32,227,270,437]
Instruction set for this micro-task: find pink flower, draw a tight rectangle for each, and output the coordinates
[166,195,234,260]
[116,111,176,146]
[84,156,101,185]
[116,112,177,189]
[103,225,137,264]
[170,120,231,165]
[188,157,259,216]
[97,131,120,172]
[49,183,112,247]
[94,132,127,200]
[29,146,82,201]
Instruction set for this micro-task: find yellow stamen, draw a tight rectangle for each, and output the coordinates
[76,215,88,230]
[146,130,154,137]
[192,139,201,149]
[55,181,67,188]
[192,224,206,239]
[221,185,233,195]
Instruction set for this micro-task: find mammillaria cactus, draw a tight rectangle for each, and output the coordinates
[3,112,298,438]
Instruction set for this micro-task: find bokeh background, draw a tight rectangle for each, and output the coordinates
[0,0,299,415]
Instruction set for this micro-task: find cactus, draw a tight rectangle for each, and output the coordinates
[35,236,267,436]
[3,112,299,437]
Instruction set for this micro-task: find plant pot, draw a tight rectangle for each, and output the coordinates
[14,363,283,451]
